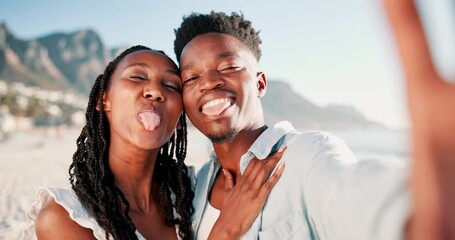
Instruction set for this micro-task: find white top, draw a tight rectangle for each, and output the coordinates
[195,202,220,240]
[22,187,181,240]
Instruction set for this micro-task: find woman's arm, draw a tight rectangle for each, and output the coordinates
[35,199,96,240]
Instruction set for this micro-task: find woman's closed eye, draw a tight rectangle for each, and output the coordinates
[163,81,181,92]
[130,74,148,81]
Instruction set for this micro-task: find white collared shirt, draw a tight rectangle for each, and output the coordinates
[191,121,410,240]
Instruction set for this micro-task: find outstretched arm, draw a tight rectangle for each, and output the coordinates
[383,0,455,238]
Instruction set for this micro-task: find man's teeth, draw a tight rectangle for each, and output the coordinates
[202,98,232,110]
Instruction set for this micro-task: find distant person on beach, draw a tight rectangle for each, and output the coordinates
[173,11,410,240]
[384,0,455,238]
[22,45,284,240]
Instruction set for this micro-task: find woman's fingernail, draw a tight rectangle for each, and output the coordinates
[278,145,286,153]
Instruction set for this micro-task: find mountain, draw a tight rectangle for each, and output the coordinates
[0,22,382,129]
[0,22,67,90]
[0,23,114,93]
[36,29,111,93]
[262,81,382,128]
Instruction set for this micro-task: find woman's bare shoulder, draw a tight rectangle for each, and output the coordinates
[35,199,96,240]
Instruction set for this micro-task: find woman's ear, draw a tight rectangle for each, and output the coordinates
[257,72,267,98]
[96,92,111,111]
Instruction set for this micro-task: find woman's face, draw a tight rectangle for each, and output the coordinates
[103,50,183,150]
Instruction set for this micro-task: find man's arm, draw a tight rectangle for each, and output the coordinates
[383,0,455,238]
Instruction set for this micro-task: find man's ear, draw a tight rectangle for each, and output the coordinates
[257,71,267,97]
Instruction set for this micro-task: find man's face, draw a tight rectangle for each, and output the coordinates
[179,33,266,143]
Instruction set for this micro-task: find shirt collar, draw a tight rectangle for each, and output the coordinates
[240,121,296,174]
[208,121,297,175]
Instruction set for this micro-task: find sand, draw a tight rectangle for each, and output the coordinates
[0,126,407,239]
[0,127,211,240]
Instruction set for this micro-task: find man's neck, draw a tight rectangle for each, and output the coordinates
[212,125,267,175]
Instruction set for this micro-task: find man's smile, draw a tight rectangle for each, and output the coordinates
[201,97,234,116]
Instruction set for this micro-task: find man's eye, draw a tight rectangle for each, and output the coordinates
[184,76,198,84]
[221,66,240,72]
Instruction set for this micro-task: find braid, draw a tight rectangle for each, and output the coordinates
[69,45,194,239]
[155,113,194,240]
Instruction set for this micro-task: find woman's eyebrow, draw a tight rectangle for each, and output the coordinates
[123,63,150,70]
[165,69,180,76]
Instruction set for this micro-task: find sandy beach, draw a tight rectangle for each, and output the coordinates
[0,125,408,239]
[0,127,211,240]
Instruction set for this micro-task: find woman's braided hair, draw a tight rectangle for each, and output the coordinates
[69,45,194,240]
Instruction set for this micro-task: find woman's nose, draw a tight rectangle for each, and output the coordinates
[143,85,164,102]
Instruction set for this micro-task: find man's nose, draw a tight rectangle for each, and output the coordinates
[199,70,225,92]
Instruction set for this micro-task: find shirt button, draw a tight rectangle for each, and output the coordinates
[191,220,197,228]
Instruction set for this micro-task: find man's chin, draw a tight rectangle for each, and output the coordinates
[207,128,237,144]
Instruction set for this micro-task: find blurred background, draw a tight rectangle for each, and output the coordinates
[0,0,453,239]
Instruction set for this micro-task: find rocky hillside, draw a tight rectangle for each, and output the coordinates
[0,22,114,93]
[0,22,382,129]
[262,81,381,128]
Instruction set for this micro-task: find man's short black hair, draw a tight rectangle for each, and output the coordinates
[174,11,262,62]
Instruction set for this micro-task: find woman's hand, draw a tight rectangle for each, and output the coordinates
[384,0,455,238]
[208,145,286,240]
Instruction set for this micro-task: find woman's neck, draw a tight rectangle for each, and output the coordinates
[108,139,160,212]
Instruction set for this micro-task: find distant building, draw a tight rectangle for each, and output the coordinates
[0,106,15,140]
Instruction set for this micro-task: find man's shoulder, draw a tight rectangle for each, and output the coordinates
[283,129,346,149]
[269,121,344,145]
[279,129,356,171]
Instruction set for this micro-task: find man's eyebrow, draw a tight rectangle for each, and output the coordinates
[180,52,239,71]
[179,62,193,72]
[217,52,239,59]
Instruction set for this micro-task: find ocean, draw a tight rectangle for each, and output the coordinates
[185,127,411,171]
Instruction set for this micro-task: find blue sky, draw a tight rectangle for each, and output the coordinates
[1,0,453,129]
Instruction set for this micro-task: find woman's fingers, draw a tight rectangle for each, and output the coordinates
[251,145,286,189]
[217,145,287,238]
[258,162,285,200]
[223,145,286,197]
[223,169,235,191]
